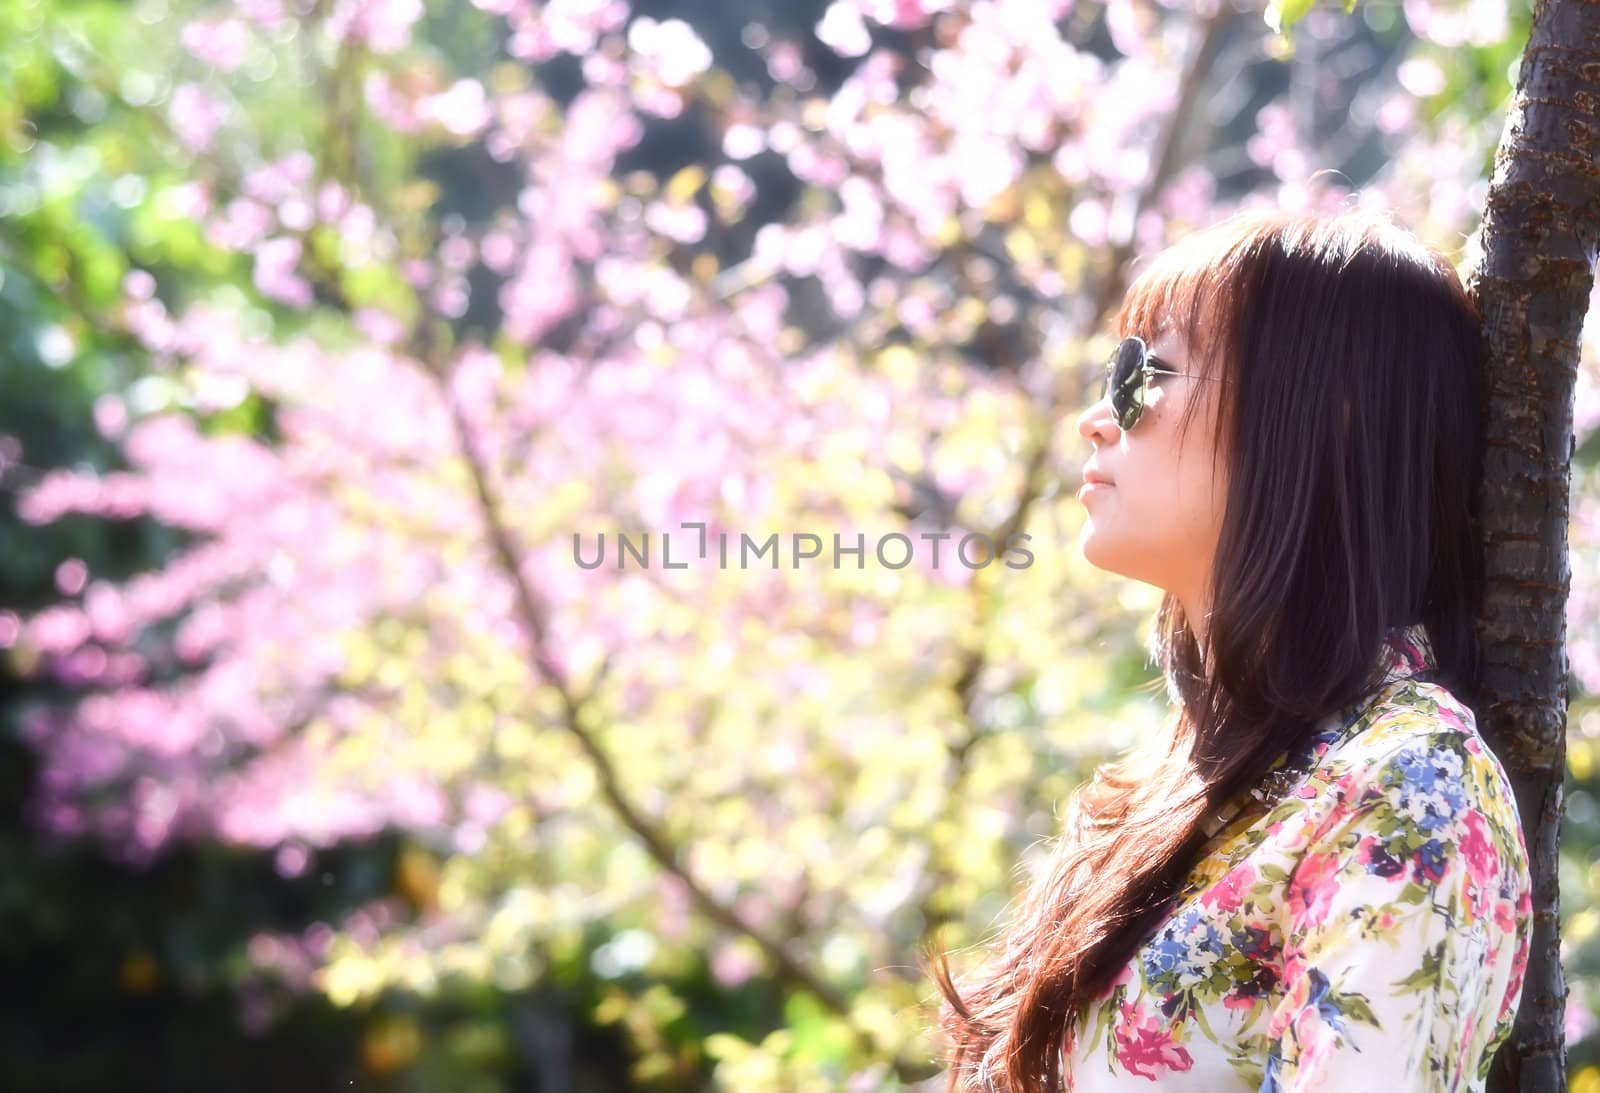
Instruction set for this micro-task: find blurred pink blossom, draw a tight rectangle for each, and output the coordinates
[419,79,493,137]
[236,0,287,31]
[244,153,315,206]
[722,121,765,160]
[354,307,408,346]
[1398,57,1447,98]
[181,17,252,72]
[709,939,762,989]
[207,197,275,252]
[169,84,229,155]
[818,2,873,58]
[253,237,314,308]
[1404,0,1506,48]
[55,559,88,597]
[507,0,627,59]
[627,17,712,88]
[328,0,424,54]
[364,71,423,133]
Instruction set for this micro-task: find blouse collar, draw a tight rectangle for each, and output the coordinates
[1371,621,1437,690]
[1198,621,1440,840]
[1320,621,1440,741]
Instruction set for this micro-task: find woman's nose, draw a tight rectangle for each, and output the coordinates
[1076,390,1121,447]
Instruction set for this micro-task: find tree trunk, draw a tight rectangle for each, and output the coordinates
[1466,2,1595,1090]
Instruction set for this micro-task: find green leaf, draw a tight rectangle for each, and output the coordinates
[1332,990,1379,1027]
[1265,0,1317,33]
[782,991,853,1064]
[1391,941,1444,992]
[1189,993,1218,1041]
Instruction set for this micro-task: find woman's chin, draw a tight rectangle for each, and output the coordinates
[1078,526,1117,571]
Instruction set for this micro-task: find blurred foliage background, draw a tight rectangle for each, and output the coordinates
[1,0,1597,1089]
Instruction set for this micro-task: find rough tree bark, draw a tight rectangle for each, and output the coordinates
[1467,2,1595,1090]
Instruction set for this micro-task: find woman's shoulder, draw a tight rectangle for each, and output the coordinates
[1310,677,1529,868]
[1328,677,1503,780]
[1349,675,1479,745]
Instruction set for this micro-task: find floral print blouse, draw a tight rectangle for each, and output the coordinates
[1061,623,1533,1091]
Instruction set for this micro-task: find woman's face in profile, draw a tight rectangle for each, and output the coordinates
[1073,325,1230,620]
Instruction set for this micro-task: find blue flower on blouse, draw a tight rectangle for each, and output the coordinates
[1232,923,1274,959]
[1364,842,1406,878]
[1142,906,1223,983]
[1258,969,1358,1092]
[1413,838,1450,885]
[1304,967,1353,1035]
[1260,1041,1286,1093]
[1394,746,1468,832]
[1143,931,1187,978]
[1395,746,1443,791]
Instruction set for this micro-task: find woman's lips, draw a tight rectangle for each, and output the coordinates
[1080,466,1115,492]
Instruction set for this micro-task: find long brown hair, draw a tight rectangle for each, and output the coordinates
[922,207,1487,1092]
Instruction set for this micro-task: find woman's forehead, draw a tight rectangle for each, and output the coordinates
[1150,314,1223,377]
[1148,324,1187,360]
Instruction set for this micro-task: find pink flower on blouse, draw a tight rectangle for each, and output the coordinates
[1501,951,1527,1025]
[1268,951,1310,1039]
[1294,1018,1338,1076]
[1459,810,1499,888]
[1201,862,1256,914]
[1502,888,1533,1002]
[1285,851,1341,930]
[1456,1019,1476,1078]
[1113,998,1195,1079]
[1495,888,1523,934]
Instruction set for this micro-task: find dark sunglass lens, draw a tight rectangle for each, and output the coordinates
[1110,337,1147,429]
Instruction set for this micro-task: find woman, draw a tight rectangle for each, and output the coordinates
[925,208,1534,1092]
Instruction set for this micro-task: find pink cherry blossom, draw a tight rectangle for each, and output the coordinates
[252,237,314,308]
[419,79,493,137]
[327,0,424,54]
[181,17,252,72]
[169,84,229,155]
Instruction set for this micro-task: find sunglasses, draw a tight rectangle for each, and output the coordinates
[1099,334,1222,431]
